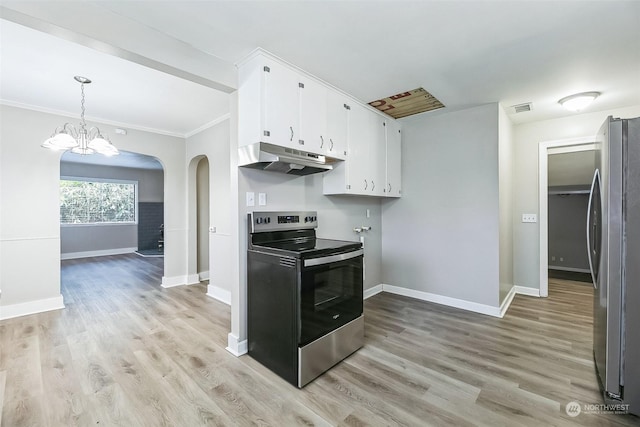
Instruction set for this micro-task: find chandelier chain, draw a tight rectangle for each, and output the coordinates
[80,83,87,133]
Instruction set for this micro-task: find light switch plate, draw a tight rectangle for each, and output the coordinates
[258,193,267,206]
[522,213,537,223]
[246,192,255,207]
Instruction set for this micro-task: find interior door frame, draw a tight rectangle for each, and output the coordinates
[538,137,597,297]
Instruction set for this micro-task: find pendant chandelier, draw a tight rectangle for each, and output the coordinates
[41,76,119,156]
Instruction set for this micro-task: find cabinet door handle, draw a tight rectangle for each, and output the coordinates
[364,179,368,190]
[320,135,324,148]
[388,183,392,193]
[330,139,334,151]
[372,181,375,191]
[290,126,294,141]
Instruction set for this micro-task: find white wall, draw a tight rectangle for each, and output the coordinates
[185,117,233,300]
[513,104,640,290]
[0,106,64,315]
[498,104,514,303]
[382,104,501,308]
[0,105,188,318]
[59,162,164,257]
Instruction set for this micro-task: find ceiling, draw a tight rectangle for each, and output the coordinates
[1,1,639,138]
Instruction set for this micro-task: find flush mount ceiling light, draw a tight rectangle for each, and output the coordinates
[42,76,119,156]
[558,91,600,112]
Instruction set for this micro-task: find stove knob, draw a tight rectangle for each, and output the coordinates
[304,216,309,222]
[266,217,271,223]
[256,217,263,224]
[312,216,316,222]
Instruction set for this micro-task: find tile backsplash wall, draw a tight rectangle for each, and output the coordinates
[138,202,164,251]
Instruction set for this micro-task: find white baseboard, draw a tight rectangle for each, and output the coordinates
[206,285,231,305]
[364,284,383,300]
[514,286,541,297]
[61,247,137,260]
[548,266,590,273]
[226,333,248,356]
[161,274,210,289]
[199,270,210,281]
[186,274,200,285]
[381,284,503,318]
[161,275,187,288]
[499,286,517,317]
[0,295,65,320]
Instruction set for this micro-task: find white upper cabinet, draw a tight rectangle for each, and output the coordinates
[324,103,391,197]
[345,103,370,193]
[238,55,300,149]
[298,76,327,153]
[326,90,349,159]
[385,119,402,197]
[238,50,401,198]
[370,114,387,197]
[263,58,300,148]
[238,51,345,159]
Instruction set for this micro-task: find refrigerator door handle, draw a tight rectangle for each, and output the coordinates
[587,168,600,288]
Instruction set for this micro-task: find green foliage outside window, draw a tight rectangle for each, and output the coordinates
[60,179,136,224]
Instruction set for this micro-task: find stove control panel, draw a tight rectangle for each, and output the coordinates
[250,211,318,232]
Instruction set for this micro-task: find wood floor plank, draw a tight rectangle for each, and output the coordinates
[1,254,639,426]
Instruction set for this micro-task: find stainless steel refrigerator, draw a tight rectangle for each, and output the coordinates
[588,116,640,415]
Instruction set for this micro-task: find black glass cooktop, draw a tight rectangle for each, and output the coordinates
[251,235,361,258]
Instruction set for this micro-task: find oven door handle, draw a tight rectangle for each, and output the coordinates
[303,249,363,267]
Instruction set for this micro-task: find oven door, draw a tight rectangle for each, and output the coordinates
[299,249,363,345]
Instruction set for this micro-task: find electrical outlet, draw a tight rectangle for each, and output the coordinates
[366,209,370,218]
[560,257,564,262]
[551,256,556,261]
[246,192,255,207]
[522,213,537,223]
[258,193,267,206]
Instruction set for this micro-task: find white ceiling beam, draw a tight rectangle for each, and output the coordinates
[0,3,237,93]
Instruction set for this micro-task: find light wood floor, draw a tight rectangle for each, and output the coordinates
[1,255,638,426]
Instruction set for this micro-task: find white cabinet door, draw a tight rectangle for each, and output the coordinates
[347,103,371,193]
[323,104,395,197]
[299,77,327,153]
[385,119,402,197]
[262,59,300,148]
[326,91,349,159]
[369,115,386,196]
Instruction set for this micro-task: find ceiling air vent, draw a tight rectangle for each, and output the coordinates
[512,102,532,113]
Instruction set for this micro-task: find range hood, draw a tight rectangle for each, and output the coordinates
[238,142,341,176]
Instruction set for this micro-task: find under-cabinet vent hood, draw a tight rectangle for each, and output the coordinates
[238,142,341,176]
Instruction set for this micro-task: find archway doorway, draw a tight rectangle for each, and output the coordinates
[186,155,211,288]
[59,150,166,301]
[196,157,210,282]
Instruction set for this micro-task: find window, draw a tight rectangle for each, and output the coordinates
[60,177,137,224]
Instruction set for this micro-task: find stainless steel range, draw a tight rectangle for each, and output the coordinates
[247,211,364,387]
